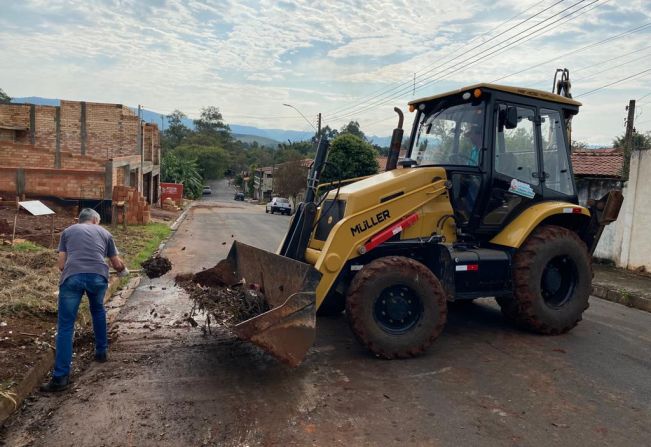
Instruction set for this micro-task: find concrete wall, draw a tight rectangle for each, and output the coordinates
[594,149,651,270]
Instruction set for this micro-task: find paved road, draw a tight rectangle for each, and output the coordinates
[2,180,650,446]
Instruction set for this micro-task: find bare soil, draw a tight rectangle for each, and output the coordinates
[141,256,172,279]
[0,220,169,405]
[0,316,55,391]
[177,272,268,328]
[0,201,76,248]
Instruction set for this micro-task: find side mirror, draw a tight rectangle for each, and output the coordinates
[504,106,518,129]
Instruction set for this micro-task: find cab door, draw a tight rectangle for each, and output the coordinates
[538,107,578,202]
[479,102,544,231]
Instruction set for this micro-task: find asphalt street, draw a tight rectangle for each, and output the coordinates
[2,179,650,447]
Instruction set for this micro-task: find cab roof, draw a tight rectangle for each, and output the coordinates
[408,83,582,108]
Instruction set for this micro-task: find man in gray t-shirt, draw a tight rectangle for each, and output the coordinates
[41,208,127,392]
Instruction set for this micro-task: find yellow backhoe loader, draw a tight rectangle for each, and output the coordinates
[216,75,623,366]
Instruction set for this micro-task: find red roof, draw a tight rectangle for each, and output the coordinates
[571,149,623,178]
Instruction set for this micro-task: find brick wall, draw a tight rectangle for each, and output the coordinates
[0,167,105,199]
[0,104,30,128]
[0,100,160,201]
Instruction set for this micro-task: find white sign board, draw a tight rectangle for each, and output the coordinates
[18,200,55,216]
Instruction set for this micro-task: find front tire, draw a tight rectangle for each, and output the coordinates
[498,225,592,334]
[346,256,447,359]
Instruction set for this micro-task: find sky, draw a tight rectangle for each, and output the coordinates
[1,0,650,145]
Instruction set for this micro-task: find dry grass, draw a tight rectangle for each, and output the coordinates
[0,223,171,319]
[0,246,59,318]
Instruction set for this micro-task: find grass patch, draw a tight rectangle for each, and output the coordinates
[11,241,43,252]
[108,223,172,269]
[0,223,172,319]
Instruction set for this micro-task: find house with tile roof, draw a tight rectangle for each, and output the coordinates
[571,148,624,206]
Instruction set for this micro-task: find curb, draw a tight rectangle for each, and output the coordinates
[170,204,193,232]
[592,283,651,313]
[0,273,142,427]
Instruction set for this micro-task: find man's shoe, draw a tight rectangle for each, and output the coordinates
[95,352,108,363]
[40,375,69,392]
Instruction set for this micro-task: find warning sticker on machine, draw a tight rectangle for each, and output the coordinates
[508,179,535,199]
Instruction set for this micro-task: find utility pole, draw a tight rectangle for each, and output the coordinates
[317,112,321,137]
[138,104,143,192]
[623,99,636,181]
[160,114,164,132]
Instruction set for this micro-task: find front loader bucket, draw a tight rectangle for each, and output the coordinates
[218,241,321,367]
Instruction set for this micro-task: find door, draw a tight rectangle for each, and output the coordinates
[538,108,577,200]
[480,103,543,229]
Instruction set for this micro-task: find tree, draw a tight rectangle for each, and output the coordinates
[321,134,379,183]
[571,140,589,152]
[274,159,308,200]
[194,106,230,134]
[0,88,10,104]
[312,125,338,145]
[175,144,229,179]
[164,110,191,150]
[340,120,366,141]
[161,152,203,199]
[613,131,651,151]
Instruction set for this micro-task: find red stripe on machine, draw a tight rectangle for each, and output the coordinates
[456,264,479,272]
[361,213,419,253]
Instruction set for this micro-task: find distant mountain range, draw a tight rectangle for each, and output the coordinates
[11,96,393,147]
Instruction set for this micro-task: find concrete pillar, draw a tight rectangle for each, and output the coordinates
[29,105,35,145]
[105,161,113,200]
[54,107,61,168]
[80,102,87,155]
[16,168,26,196]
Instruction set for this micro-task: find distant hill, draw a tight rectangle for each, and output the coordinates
[11,96,394,147]
[233,133,280,147]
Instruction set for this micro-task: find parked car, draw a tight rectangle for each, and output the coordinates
[234,192,245,201]
[202,185,212,195]
[266,197,292,215]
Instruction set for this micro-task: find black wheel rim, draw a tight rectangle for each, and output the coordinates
[373,285,423,334]
[541,255,578,308]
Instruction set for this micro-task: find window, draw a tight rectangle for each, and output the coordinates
[494,106,539,185]
[412,102,484,167]
[540,108,575,196]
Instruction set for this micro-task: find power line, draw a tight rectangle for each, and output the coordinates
[525,43,651,89]
[323,0,559,117]
[329,0,597,122]
[490,21,651,84]
[575,67,651,97]
[328,0,578,120]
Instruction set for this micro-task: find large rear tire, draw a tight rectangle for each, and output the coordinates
[498,225,592,334]
[346,256,447,359]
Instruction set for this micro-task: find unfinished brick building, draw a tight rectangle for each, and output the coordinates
[0,100,160,216]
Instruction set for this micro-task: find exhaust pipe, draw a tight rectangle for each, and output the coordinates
[386,107,404,171]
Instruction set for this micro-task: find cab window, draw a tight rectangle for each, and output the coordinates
[540,108,575,196]
[494,105,539,185]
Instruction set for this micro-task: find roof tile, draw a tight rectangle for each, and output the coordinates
[571,150,623,178]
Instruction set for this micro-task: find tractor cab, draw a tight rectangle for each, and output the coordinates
[405,84,581,239]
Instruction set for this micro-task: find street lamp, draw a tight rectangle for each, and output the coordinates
[283,103,317,132]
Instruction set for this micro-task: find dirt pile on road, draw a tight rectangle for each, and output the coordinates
[141,255,172,278]
[176,270,268,328]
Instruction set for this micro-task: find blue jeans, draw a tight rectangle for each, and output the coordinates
[53,273,109,378]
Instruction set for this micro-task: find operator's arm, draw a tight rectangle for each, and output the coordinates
[57,252,66,272]
[109,255,125,272]
[57,230,67,272]
[106,233,126,272]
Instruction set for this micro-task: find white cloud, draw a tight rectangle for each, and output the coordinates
[0,0,649,142]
